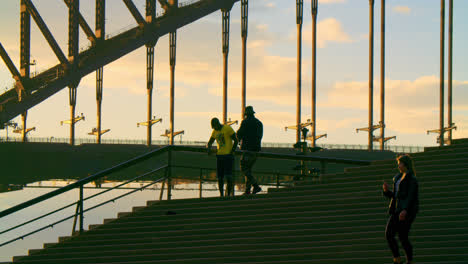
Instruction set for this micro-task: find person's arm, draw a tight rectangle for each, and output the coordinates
[399,176,418,220]
[382,181,394,198]
[231,132,238,154]
[258,121,263,141]
[237,120,245,140]
[207,137,215,154]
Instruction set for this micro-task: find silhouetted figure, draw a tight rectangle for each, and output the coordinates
[382,154,419,264]
[237,106,263,195]
[207,117,238,197]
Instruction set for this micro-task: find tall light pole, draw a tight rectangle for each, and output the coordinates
[222,9,231,124]
[241,0,248,119]
[439,0,445,147]
[169,30,176,146]
[95,0,105,144]
[311,0,318,148]
[368,0,375,151]
[296,0,303,144]
[380,0,385,150]
[447,0,453,145]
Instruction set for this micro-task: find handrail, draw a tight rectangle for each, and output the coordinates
[173,165,299,177]
[0,146,170,218]
[0,165,167,236]
[0,167,167,247]
[0,145,370,219]
[171,145,372,165]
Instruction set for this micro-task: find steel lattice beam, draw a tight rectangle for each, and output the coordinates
[0,43,26,102]
[23,0,68,65]
[123,0,146,26]
[0,0,240,126]
[64,0,97,43]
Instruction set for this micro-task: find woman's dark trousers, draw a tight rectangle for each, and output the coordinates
[385,213,415,262]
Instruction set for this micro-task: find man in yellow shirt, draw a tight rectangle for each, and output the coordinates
[207,117,238,197]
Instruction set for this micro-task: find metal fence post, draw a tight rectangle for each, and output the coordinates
[320,161,326,175]
[79,185,84,234]
[199,168,203,198]
[167,149,172,200]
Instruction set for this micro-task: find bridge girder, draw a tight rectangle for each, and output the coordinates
[0,0,240,128]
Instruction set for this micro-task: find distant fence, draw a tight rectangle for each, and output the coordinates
[0,136,426,153]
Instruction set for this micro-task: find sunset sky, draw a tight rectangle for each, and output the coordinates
[1,0,467,146]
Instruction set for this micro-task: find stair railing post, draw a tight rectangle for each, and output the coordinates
[71,201,80,235]
[276,173,280,189]
[79,185,84,234]
[199,168,203,198]
[167,149,172,200]
[159,174,165,201]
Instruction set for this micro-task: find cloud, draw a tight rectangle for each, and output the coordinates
[393,5,411,15]
[323,76,468,134]
[304,18,353,48]
[452,115,468,139]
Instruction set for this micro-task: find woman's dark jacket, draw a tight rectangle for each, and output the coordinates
[383,171,419,218]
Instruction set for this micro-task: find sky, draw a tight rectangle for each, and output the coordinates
[1,0,467,147]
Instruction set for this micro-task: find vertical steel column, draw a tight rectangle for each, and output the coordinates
[439,0,445,147]
[368,0,375,151]
[311,0,318,148]
[21,112,27,142]
[296,0,303,143]
[20,0,31,143]
[146,0,157,147]
[96,68,103,144]
[222,10,230,124]
[69,87,77,145]
[68,0,79,146]
[95,0,105,144]
[241,0,248,119]
[146,45,155,146]
[169,31,177,145]
[447,0,453,145]
[380,0,385,150]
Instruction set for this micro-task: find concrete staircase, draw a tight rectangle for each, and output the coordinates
[10,141,468,263]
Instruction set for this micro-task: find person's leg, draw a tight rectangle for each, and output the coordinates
[216,156,225,197]
[241,153,260,194]
[398,216,415,263]
[224,155,234,196]
[241,154,252,193]
[385,214,401,263]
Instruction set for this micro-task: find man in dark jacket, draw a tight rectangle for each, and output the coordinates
[237,106,263,195]
[382,154,419,264]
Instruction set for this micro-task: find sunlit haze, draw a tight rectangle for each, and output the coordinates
[1,0,467,146]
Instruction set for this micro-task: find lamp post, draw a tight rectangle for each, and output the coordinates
[296,0,303,144]
[439,0,445,147]
[368,0,375,151]
[241,0,248,118]
[311,0,318,148]
[380,0,385,150]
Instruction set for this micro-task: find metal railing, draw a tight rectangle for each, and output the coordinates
[0,145,371,248]
[0,136,426,153]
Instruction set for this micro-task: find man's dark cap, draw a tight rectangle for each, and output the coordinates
[245,106,255,115]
